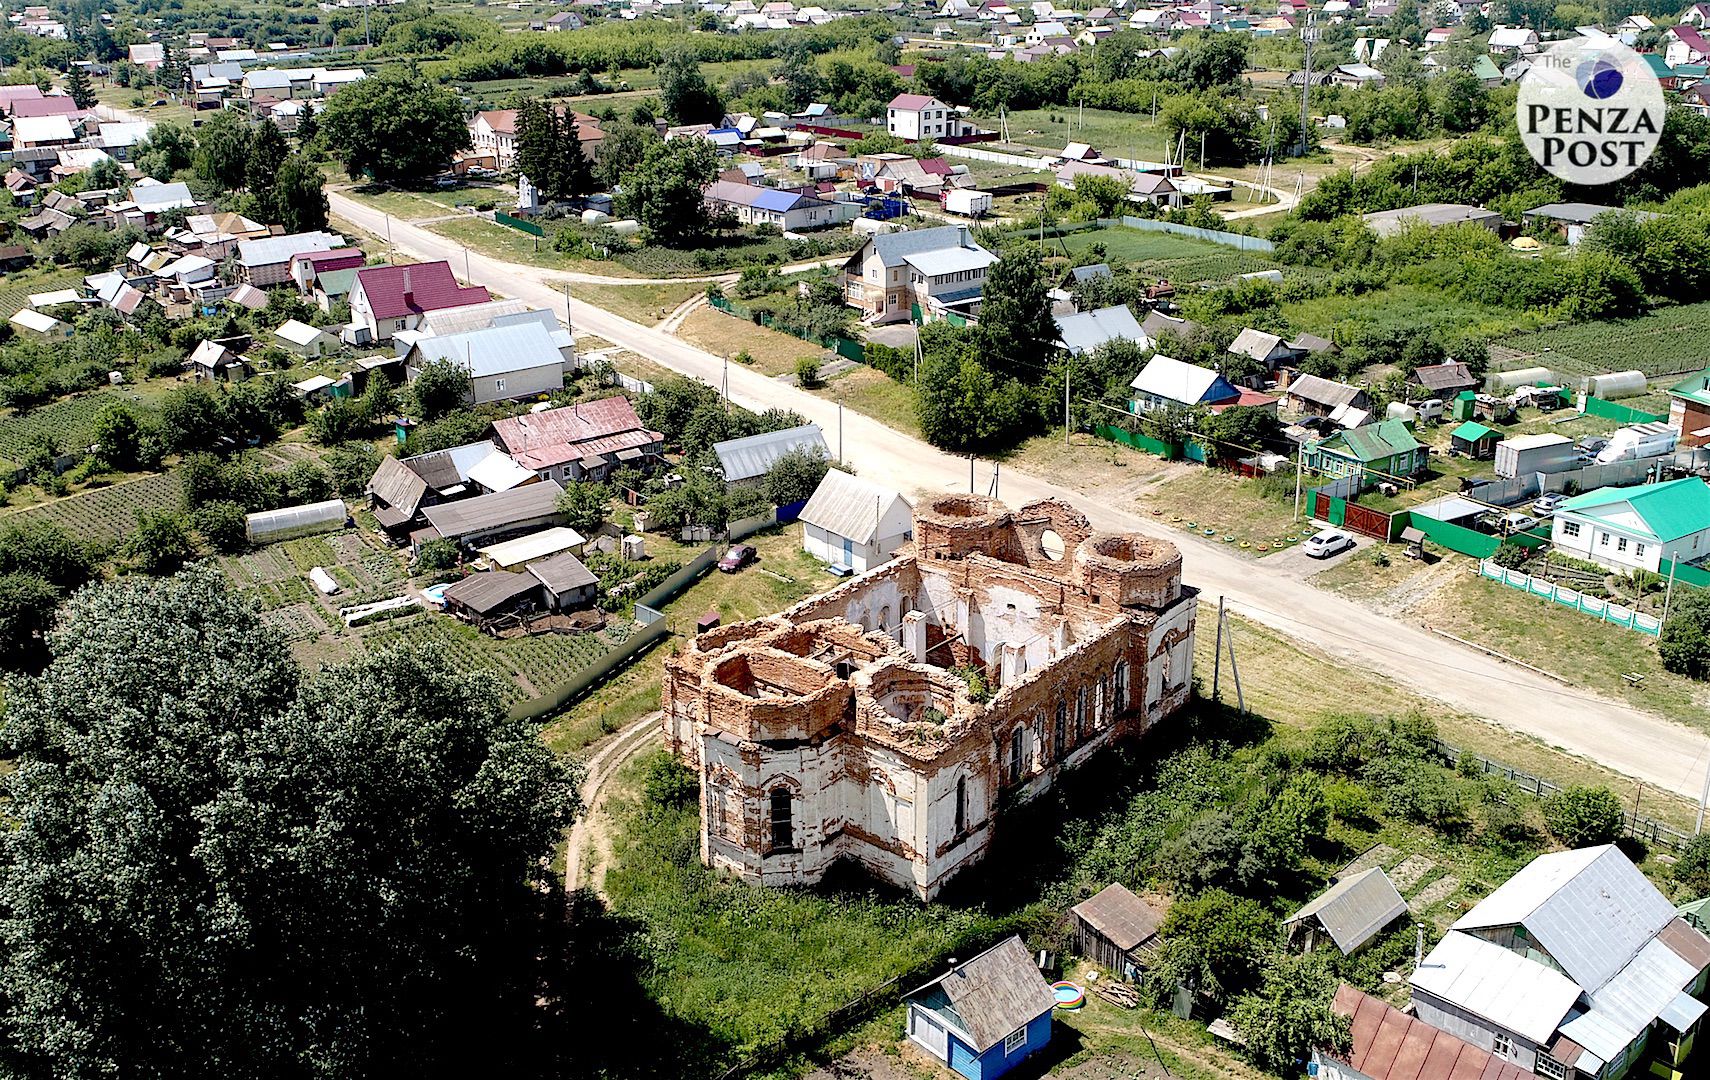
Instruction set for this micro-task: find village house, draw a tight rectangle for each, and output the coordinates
[1550,477,1710,573]
[273,319,338,358]
[289,248,365,293]
[1314,986,1534,1080]
[712,424,829,489]
[419,480,567,549]
[468,107,605,169]
[1410,845,1710,1080]
[885,93,957,140]
[1054,159,1181,208]
[1302,418,1427,487]
[1282,373,1373,426]
[661,494,1198,899]
[1128,354,1241,413]
[798,467,914,574]
[236,230,345,286]
[402,320,562,405]
[903,937,1057,1080]
[702,179,838,231]
[365,441,494,535]
[1488,25,1540,52]
[489,396,664,484]
[1668,365,1710,449]
[1361,203,1503,238]
[1227,327,1298,370]
[1410,361,1480,398]
[1056,305,1146,356]
[841,225,998,324]
[348,261,491,343]
[1668,25,1710,66]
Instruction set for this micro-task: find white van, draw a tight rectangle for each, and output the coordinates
[1595,422,1677,464]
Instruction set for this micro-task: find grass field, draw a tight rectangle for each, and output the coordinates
[425,215,633,276]
[0,470,181,545]
[574,280,708,325]
[1135,467,1313,552]
[1497,301,1710,378]
[991,106,1172,163]
[0,265,84,325]
[92,85,196,127]
[676,307,820,375]
[1282,282,1540,343]
[817,366,922,443]
[1051,224,1294,287]
[339,186,500,222]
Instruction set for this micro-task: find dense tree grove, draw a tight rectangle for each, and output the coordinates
[317,67,471,184]
[0,569,580,1078]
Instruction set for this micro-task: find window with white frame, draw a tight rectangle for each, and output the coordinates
[1636,543,1646,558]
[1536,1054,1567,1080]
[1491,1033,1513,1059]
[1562,520,1581,538]
[1618,537,1629,553]
[1003,1026,1027,1055]
[494,378,506,393]
[1600,532,1610,546]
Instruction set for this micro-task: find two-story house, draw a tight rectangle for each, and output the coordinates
[346,261,491,344]
[1410,845,1710,1080]
[886,93,954,140]
[842,225,998,324]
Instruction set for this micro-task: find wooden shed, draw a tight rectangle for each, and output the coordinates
[1070,883,1166,980]
[1449,421,1499,460]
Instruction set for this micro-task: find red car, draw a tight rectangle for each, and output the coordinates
[717,544,757,573]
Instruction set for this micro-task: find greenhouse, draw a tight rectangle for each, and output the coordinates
[246,499,348,543]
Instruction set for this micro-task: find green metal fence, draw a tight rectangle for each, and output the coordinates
[1580,395,1662,424]
[1093,423,1177,459]
[1401,512,1549,559]
[494,211,544,237]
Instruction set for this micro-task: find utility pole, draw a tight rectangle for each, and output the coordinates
[1064,353,1071,446]
[722,355,729,399]
[1293,451,1304,522]
[969,454,975,493]
[1212,595,1224,700]
[1697,753,1710,835]
[1296,13,1317,156]
[463,245,471,282]
[838,403,844,463]
[1663,551,1679,625]
[563,281,572,336]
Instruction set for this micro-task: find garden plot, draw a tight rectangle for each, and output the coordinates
[0,471,182,545]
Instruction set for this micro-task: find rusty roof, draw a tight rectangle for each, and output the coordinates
[491,396,658,471]
[1331,984,1531,1080]
[1072,883,1165,952]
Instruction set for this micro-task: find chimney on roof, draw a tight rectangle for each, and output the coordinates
[402,268,413,308]
[958,225,969,247]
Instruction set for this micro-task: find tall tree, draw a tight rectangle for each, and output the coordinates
[193,109,252,192]
[615,136,719,246]
[272,153,330,233]
[977,244,1057,379]
[246,117,290,212]
[0,568,579,1078]
[594,120,659,191]
[65,63,95,109]
[317,67,470,185]
[557,110,594,199]
[656,46,724,125]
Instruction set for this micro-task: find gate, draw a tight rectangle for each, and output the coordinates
[1312,492,1392,541]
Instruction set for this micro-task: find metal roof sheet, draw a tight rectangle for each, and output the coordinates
[409,321,564,381]
[900,245,999,277]
[1557,479,1710,545]
[1454,846,1676,993]
[1229,327,1285,361]
[443,569,537,614]
[1559,935,1702,1060]
[863,225,989,269]
[1332,985,1532,1080]
[798,468,909,545]
[477,526,586,567]
[1055,304,1145,356]
[713,424,827,484]
[1129,354,1238,407]
[904,937,1055,1052]
[236,230,343,268]
[492,397,655,472]
[466,450,537,493]
[1409,932,1582,1044]
[528,550,597,593]
[1284,867,1407,955]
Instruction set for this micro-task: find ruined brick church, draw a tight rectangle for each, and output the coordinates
[661,494,1198,899]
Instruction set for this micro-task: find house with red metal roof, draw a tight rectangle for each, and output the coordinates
[1314,985,1533,1080]
[490,396,663,483]
[346,261,491,343]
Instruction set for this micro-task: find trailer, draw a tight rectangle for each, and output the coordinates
[1494,433,1577,478]
[942,188,993,218]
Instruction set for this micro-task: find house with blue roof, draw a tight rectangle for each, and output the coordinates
[1550,477,1710,573]
[703,179,838,231]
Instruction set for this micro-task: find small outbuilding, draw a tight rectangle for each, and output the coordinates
[246,499,347,543]
[1449,421,1500,460]
[799,468,913,575]
[1071,883,1167,981]
[903,936,1056,1080]
[442,569,539,624]
[274,318,338,358]
[1283,867,1408,956]
[527,551,599,610]
[477,526,586,570]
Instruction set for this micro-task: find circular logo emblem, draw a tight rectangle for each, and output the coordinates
[1517,38,1664,185]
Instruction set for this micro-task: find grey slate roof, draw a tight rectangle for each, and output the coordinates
[713,424,828,484]
[420,479,565,540]
[528,551,598,594]
[860,224,987,269]
[798,468,907,544]
[235,230,343,268]
[1140,309,1199,342]
[1055,304,1145,356]
[905,936,1056,1052]
[1284,867,1407,955]
[367,456,428,515]
[1068,262,1111,283]
[443,569,538,615]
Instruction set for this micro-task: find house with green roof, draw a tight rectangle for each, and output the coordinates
[1667,365,1710,449]
[1449,421,1499,460]
[1550,478,1710,573]
[1302,417,1427,489]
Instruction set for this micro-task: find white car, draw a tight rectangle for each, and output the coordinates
[1302,529,1356,559]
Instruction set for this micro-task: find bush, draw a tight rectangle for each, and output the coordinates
[1491,541,1531,570]
[190,501,249,554]
[793,356,821,389]
[1661,590,1710,680]
[1544,785,1624,847]
[1675,832,1710,897]
[415,538,460,572]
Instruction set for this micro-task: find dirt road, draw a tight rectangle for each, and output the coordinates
[329,189,1710,803]
[564,713,662,895]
